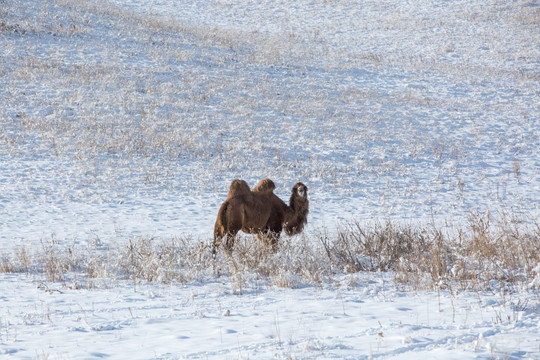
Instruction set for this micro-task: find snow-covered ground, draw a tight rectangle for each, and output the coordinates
[1,0,539,358]
[1,0,539,245]
[2,272,539,359]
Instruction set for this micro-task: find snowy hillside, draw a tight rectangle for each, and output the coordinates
[1,0,539,358]
[1,0,539,244]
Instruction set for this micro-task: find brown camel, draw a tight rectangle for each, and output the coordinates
[213,178,309,256]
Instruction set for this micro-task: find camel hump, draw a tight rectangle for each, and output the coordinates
[227,179,251,199]
[252,178,276,193]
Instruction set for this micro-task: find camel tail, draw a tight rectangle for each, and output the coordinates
[213,201,229,256]
[214,204,225,238]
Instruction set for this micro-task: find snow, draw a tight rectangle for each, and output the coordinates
[2,273,539,359]
[1,0,539,358]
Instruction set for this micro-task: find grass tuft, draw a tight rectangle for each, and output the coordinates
[1,213,538,292]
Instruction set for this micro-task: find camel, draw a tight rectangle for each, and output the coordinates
[213,178,309,256]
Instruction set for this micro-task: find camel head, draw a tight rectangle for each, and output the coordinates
[284,182,309,236]
[292,182,308,199]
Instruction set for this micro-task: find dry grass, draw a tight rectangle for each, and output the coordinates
[1,213,538,293]
[1,0,538,302]
[2,0,538,202]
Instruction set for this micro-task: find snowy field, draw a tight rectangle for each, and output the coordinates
[1,271,539,359]
[1,0,539,358]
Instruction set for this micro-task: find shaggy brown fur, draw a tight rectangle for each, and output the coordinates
[252,178,276,193]
[213,179,309,256]
[283,182,309,236]
[226,179,251,199]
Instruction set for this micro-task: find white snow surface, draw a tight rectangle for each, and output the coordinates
[1,0,539,358]
[1,0,539,245]
[1,272,539,359]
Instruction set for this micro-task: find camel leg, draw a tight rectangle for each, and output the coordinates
[268,232,280,252]
[213,231,237,258]
[223,233,236,254]
[267,224,282,252]
[211,237,220,259]
[212,233,225,259]
[258,230,280,252]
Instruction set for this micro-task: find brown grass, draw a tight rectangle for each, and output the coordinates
[1,212,538,293]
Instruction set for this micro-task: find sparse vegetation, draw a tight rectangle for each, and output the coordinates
[2,212,538,293]
[1,0,537,297]
[1,0,539,357]
[1,0,538,222]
